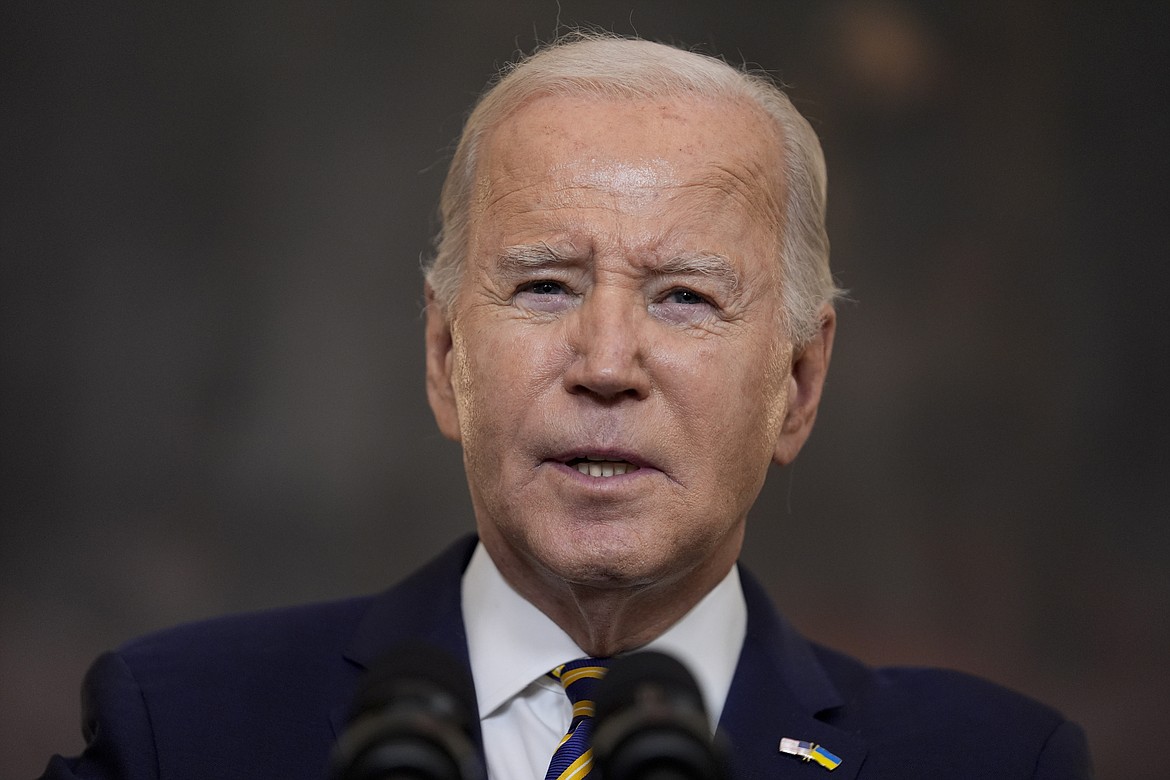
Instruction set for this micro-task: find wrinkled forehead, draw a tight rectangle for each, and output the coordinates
[472,93,787,229]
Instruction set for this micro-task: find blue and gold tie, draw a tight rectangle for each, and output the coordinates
[543,657,610,780]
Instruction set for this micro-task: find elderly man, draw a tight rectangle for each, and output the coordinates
[42,35,1091,780]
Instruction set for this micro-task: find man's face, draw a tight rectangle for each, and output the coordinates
[427,94,832,600]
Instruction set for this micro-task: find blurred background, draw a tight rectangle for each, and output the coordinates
[2,1,1167,777]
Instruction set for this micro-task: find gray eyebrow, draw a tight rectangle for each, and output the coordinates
[652,252,744,296]
[496,243,580,272]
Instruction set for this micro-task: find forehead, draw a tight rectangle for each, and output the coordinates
[471,93,786,236]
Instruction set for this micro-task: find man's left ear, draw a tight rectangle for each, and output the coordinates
[773,304,836,466]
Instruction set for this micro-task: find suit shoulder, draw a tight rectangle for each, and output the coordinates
[812,642,1067,733]
[808,643,1090,776]
[47,540,477,780]
[55,596,384,780]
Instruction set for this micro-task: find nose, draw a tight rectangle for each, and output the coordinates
[562,288,651,402]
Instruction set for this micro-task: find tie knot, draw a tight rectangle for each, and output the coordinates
[552,657,610,705]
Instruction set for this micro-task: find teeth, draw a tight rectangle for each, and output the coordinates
[574,460,637,477]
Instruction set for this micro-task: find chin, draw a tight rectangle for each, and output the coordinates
[536,530,689,591]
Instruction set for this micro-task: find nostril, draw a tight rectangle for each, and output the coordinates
[564,352,651,401]
[566,380,647,402]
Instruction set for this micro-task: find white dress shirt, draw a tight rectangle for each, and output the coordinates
[461,542,747,780]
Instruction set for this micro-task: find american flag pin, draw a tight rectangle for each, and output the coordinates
[779,737,842,771]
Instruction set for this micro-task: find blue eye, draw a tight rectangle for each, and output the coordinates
[524,281,566,295]
[666,289,707,305]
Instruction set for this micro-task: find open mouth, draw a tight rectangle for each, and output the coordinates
[566,455,640,478]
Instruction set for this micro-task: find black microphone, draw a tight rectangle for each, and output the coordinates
[331,644,485,780]
[592,651,728,780]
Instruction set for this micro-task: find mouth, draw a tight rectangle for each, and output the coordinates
[565,455,641,478]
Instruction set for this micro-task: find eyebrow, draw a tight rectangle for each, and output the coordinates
[496,243,580,273]
[653,251,744,297]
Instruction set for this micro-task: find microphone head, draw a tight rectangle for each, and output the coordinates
[332,643,484,780]
[593,651,727,780]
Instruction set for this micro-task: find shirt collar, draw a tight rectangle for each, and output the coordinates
[460,541,747,729]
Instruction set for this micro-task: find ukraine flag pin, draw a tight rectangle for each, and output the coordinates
[779,737,843,771]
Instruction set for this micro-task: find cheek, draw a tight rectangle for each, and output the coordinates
[758,342,794,434]
[450,343,480,445]
[450,332,513,502]
[685,338,791,450]
[450,320,568,444]
[450,324,501,447]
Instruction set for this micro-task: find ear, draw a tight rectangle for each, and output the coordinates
[773,304,836,466]
[424,283,462,442]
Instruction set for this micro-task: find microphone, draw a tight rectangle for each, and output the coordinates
[331,643,485,780]
[591,651,728,780]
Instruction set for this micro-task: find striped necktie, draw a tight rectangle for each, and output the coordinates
[543,657,610,780]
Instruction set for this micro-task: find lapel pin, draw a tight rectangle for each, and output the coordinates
[779,738,842,771]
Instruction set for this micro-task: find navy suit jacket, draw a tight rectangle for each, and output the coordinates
[42,537,1091,779]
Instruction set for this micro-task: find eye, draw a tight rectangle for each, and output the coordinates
[522,280,567,296]
[665,288,708,305]
[650,287,718,325]
[513,279,576,313]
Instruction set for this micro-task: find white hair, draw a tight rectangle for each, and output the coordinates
[424,32,840,345]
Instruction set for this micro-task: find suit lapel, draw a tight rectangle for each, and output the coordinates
[719,567,868,779]
[328,536,481,749]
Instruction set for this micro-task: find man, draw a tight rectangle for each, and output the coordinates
[42,34,1091,780]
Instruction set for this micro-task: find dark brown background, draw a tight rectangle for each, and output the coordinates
[3,2,1167,778]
